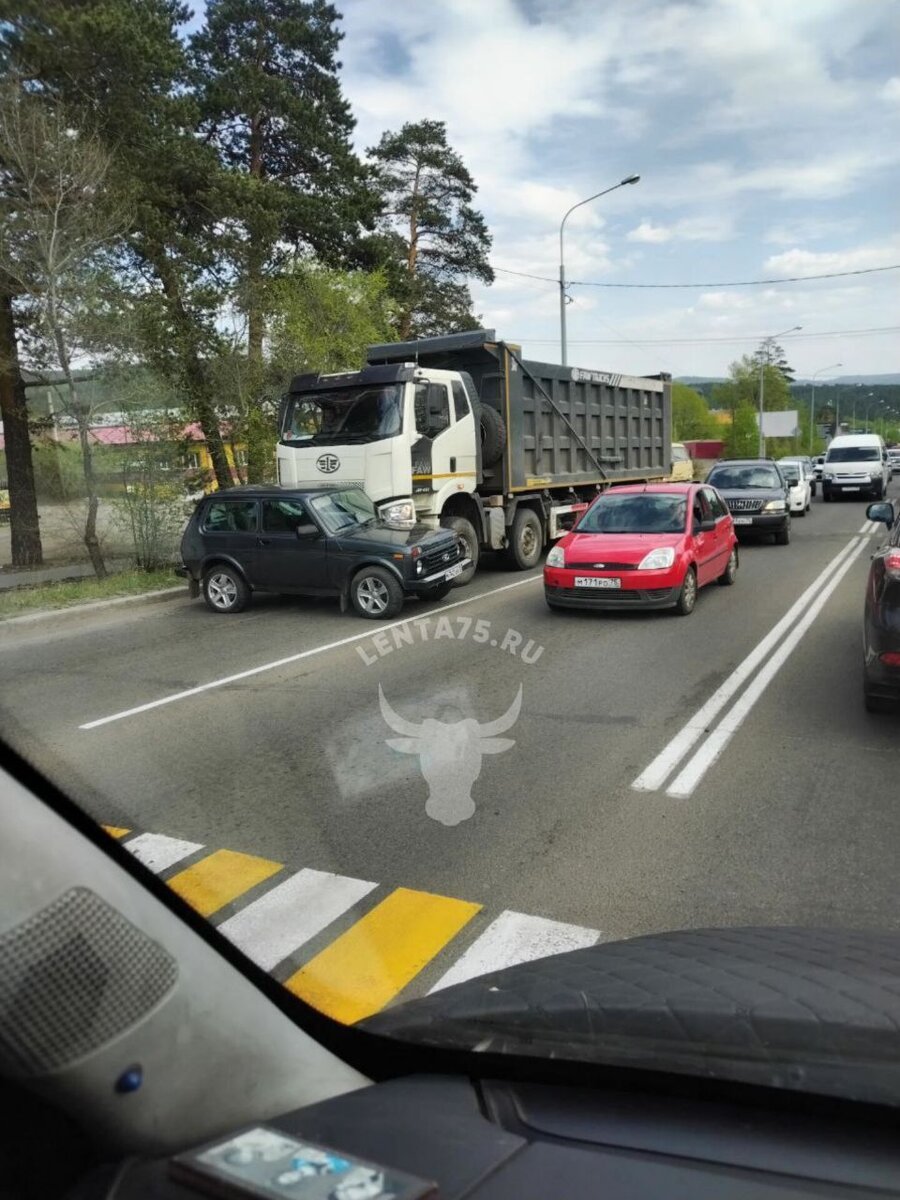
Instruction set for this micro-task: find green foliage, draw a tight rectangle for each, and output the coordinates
[672,382,718,441]
[368,120,493,338]
[268,264,395,379]
[724,405,761,458]
[751,339,795,382]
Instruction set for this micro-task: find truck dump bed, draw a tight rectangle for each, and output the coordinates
[367,329,671,493]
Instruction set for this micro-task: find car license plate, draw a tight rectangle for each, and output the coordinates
[443,563,463,580]
[733,516,753,525]
[574,576,621,589]
[843,486,860,492]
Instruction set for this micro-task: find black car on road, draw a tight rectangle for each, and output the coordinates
[704,459,792,544]
[863,499,900,712]
[176,486,469,619]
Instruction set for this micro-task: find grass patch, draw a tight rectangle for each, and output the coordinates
[0,567,179,618]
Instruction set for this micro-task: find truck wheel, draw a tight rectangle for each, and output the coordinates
[202,564,249,613]
[478,405,506,466]
[350,565,404,619]
[505,508,544,570]
[440,515,479,585]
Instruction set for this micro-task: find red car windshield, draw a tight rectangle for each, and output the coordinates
[577,493,688,535]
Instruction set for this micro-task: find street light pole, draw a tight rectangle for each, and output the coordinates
[757,326,802,457]
[809,362,841,453]
[559,174,640,366]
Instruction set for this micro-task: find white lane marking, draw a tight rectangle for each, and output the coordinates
[80,572,543,730]
[667,536,868,797]
[859,520,874,534]
[216,868,377,972]
[631,536,860,793]
[123,832,204,873]
[428,910,601,993]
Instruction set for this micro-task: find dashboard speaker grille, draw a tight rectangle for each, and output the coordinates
[0,887,178,1075]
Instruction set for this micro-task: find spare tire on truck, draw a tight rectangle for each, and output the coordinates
[478,404,506,466]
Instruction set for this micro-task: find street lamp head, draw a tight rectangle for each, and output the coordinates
[620,174,641,186]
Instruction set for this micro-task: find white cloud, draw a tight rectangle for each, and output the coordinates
[627,221,671,244]
[332,0,900,376]
[764,238,900,276]
[627,215,734,243]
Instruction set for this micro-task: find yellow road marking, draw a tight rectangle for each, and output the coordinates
[285,887,481,1024]
[102,825,130,838]
[167,849,282,917]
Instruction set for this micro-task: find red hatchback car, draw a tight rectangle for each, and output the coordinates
[544,483,738,615]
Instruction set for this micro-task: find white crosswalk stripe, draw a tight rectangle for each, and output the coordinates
[216,867,378,971]
[429,910,602,993]
[124,832,204,873]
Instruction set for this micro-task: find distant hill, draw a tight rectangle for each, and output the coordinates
[828,374,900,386]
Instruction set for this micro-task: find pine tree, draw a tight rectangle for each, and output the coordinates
[751,339,795,383]
[191,0,376,478]
[368,120,493,339]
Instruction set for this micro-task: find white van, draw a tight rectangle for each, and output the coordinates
[822,434,889,501]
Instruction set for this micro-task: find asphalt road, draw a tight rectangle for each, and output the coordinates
[2,483,898,1016]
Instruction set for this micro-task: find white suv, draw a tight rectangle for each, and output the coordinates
[822,434,889,501]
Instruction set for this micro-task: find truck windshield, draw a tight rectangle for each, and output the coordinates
[577,493,687,534]
[283,385,403,445]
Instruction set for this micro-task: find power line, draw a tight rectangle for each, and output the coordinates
[491,263,900,288]
[513,325,900,346]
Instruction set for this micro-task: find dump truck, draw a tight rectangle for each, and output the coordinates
[276,329,672,584]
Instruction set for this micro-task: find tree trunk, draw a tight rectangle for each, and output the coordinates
[0,287,43,567]
[398,164,421,341]
[50,312,107,579]
[245,111,269,484]
[76,414,106,578]
[151,249,233,490]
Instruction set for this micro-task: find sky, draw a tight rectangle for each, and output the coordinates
[330,0,899,380]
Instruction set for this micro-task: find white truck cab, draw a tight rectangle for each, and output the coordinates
[277,363,478,525]
[822,434,889,501]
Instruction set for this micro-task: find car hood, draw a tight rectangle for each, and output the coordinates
[334,522,456,553]
[362,926,900,1107]
[562,531,685,561]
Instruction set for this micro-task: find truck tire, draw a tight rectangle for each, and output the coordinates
[440,515,479,586]
[478,404,506,466]
[504,507,544,570]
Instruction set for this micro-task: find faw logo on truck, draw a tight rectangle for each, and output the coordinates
[570,367,623,387]
[316,453,340,474]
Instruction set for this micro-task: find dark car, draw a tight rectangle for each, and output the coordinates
[176,485,469,619]
[863,499,900,712]
[704,459,792,544]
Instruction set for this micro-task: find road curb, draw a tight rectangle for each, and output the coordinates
[0,586,185,627]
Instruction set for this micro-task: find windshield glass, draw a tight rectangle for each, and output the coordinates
[283,386,403,445]
[708,466,782,489]
[577,493,687,534]
[780,467,801,483]
[4,0,900,1123]
[826,446,880,462]
[309,488,376,532]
